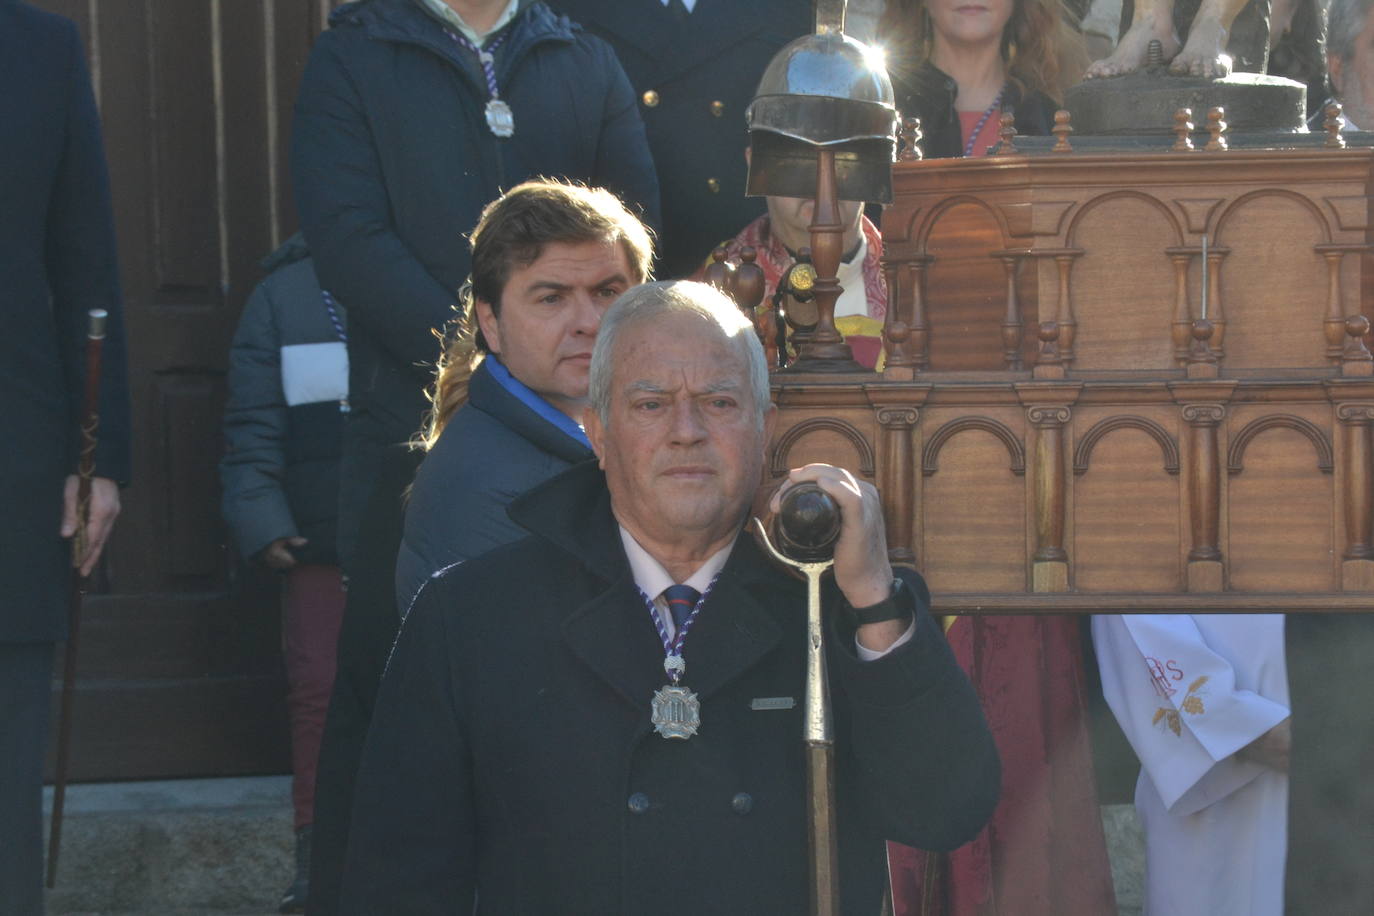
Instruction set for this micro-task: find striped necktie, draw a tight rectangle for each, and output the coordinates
[662,584,701,631]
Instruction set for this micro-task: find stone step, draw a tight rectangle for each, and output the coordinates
[43,777,1144,915]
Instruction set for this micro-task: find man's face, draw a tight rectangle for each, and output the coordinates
[1332,10,1374,129]
[476,239,635,420]
[585,312,776,549]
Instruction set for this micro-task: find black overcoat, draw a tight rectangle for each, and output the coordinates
[342,461,1000,914]
[549,0,814,279]
[0,0,131,643]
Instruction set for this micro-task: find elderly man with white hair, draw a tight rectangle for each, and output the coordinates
[339,280,999,914]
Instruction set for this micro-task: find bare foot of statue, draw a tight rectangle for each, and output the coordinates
[1168,16,1233,78]
[1084,14,1181,79]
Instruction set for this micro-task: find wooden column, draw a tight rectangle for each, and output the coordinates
[1338,402,1374,589]
[881,255,928,379]
[995,250,1025,370]
[1204,247,1228,358]
[875,406,920,567]
[1323,249,1348,361]
[1182,403,1226,591]
[1166,248,1192,364]
[1028,404,1071,591]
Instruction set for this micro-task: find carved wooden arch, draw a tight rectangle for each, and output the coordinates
[1227,414,1335,475]
[1073,415,1180,475]
[768,417,876,478]
[916,193,1011,251]
[1212,188,1332,247]
[922,416,1026,477]
[1065,189,1185,248]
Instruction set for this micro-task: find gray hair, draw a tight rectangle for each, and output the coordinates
[588,280,771,427]
[1329,0,1374,62]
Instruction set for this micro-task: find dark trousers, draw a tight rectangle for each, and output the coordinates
[307,445,421,915]
[284,564,347,830]
[0,641,55,916]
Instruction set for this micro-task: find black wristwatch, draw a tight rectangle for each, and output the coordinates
[842,578,914,628]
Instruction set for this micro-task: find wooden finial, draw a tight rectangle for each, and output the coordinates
[1343,314,1373,374]
[703,245,732,291]
[1205,107,1228,151]
[1187,318,1218,376]
[1051,110,1073,153]
[1326,103,1347,149]
[1038,321,1060,362]
[1172,108,1195,151]
[734,246,766,312]
[994,112,1017,154]
[899,117,924,161]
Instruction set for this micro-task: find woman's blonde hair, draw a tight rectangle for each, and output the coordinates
[879,0,1085,101]
[418,179,653,449]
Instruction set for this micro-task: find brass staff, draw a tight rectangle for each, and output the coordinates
[46,307,109,888]
[755,482,844,915]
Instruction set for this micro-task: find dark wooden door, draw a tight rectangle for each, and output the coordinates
[37,0,343,780]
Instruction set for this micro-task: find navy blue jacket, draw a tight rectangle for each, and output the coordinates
[550,0,812,278]
[220,236,346,566]
[344,460,1000,914]
[1,0,131,642]
[394,357,593,609]
[292,0,659,456]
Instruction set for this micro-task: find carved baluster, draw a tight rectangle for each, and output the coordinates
[1205,107,1228,152]
[1169,249,1192,363]
[1338,403,1374,589]
[1172,108,1195,152]
[1324,250,1348,361]
[1051,110,1073,153]
[1029,405,1071,591]
[876,407,920,566]
[997,112,1018,154]
[999,253,1024,369]
[1034,322,1063,379]
[1054,254,1077,365]
[1326,102,1347,149]
[1344,315,1374,376]
[703,245,732,292]
[908,258,931,371]
[899,117,924,162]
[1187,319,1219,378]
[734,247,773,367]
[1183,403,1225,591]
[1205,247,1226,359]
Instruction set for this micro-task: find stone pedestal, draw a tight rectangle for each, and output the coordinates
[1065,72,1306,137]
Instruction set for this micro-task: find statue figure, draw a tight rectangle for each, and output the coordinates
[1086,0,1273,79]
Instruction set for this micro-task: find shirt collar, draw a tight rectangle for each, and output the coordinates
[619,526,735,600]
[483,355,593,450]
[416,0,520,45]
[661,0,699,10]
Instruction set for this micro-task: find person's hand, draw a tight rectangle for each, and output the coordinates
[1237,717,1290,774]
[260,536,308,571]
[61,475,121,577]
[770,464,904,652]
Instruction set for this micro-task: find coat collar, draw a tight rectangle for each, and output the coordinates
[509,461,790,711]
[466,359,593,465]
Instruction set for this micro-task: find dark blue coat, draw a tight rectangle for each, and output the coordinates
[343,460,1001,914]
[394,357,592,609]
[0,0,131,642]
[292,0,658,569]
[550,0,813,278]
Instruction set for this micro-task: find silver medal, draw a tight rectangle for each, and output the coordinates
[651,684,700,739]
[485,99,514,138]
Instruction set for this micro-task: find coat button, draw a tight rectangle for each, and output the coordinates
[710,100,725,117]
[731,792,753,815]
[707,177,721,193]
[628,792,651,815]
[642,90,660,108]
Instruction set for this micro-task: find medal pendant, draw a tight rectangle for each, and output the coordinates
[651,684,700,739]
[485,99,515,138]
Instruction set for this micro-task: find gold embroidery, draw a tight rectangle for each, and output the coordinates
[1154,675,1208,736]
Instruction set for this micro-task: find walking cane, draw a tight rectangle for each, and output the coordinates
[755,483,844,915]
[46,308,109,888]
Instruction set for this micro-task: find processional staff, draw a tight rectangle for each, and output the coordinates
[47,308,109,888]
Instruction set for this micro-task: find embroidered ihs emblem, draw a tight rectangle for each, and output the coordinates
[1152,675,1208,736]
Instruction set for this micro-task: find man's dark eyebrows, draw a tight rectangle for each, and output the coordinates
[523,272,630,295]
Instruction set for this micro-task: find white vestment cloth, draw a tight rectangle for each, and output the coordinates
[1092,614,1289,916]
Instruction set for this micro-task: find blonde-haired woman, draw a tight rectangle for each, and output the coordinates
[880,0,1086,158]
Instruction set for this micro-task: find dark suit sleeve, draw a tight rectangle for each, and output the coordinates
[340,576,476,913]
[586,36,661,233]
[47,18,131,483]
[291,33,456,378]
[827,569,1001,851]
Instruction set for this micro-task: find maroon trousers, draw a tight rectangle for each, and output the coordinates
[283,563,346,829]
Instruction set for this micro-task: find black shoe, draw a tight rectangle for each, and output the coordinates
[280,825,312,914]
